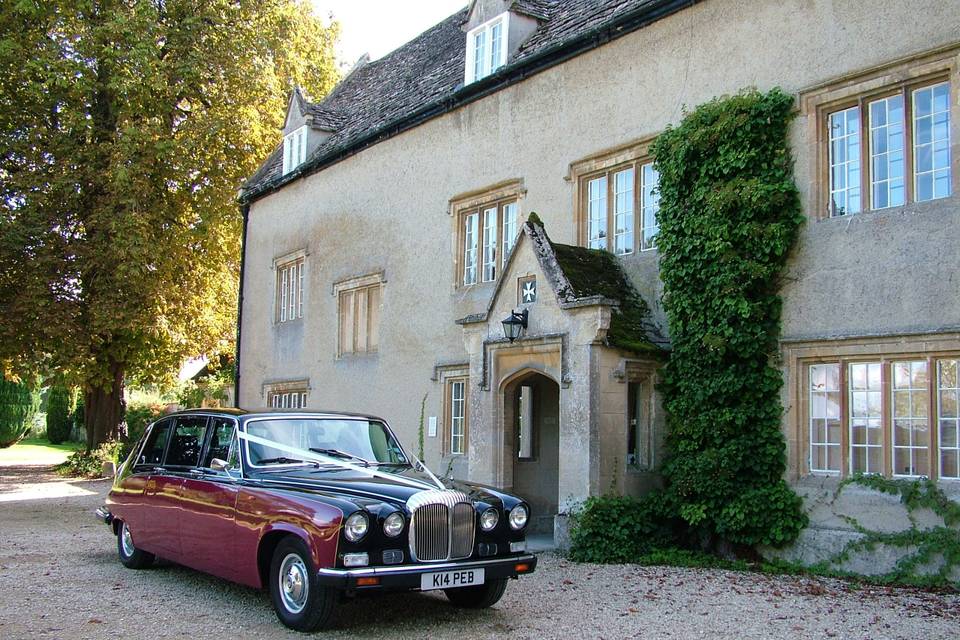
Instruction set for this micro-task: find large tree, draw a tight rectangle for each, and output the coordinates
[0,1,338,448]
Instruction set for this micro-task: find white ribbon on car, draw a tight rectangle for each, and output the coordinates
[237,430,446,492]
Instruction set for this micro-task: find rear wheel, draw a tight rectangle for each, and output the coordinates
[444,578,508,609]
[269,536,337,632]
[116,521,155,569]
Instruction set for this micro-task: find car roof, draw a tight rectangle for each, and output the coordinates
[161,407,388,423]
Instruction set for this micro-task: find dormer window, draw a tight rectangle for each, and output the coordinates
[282,126,308,175]
[465,13,509,84]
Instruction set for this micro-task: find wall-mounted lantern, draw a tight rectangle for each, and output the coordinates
[501,309,528,343]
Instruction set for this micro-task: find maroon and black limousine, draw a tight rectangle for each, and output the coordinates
[96,409,537,631]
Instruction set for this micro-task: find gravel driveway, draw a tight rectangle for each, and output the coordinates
[0,463,957,640]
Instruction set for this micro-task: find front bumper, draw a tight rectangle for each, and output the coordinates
[317,554,538,591]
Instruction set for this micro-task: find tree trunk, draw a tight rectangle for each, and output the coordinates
[84,361,126,450]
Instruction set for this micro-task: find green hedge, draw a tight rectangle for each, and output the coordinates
[0,376,41,448]
[46,384,74,445]
[568,494,676,563]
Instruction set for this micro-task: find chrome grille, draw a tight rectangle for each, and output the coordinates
[407,490,476,562]
[450,503,475,559]
[414,503,449,562]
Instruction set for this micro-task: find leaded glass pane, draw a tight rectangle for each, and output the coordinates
[463,213,478,285]
[481,207,498,282]
[613,168,634,255]
[829,107,862,216]
[913,83,952,202]
[489,22,502,73]
[938,360,960,478]
[473,31,486,81]
[587,176,608,250]
[501,202,518,266]
[869,95,905,210]
[891,361,929,477]
[450,380,466,455]
[942,451,959,479]
[809,363,841,473]
[641,163,660,251]
[280,267,288,322]
[850,362,882,473]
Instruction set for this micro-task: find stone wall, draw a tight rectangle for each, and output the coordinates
[763,478,960,582]
[239,0,960,566]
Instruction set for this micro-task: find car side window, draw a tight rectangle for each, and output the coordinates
[138,419,172,467]
[202,418,236,469]
[164,416,209,468]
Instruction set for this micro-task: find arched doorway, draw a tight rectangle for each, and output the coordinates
[502,370,560,535]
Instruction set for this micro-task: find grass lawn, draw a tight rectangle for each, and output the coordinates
[0,438,83,466]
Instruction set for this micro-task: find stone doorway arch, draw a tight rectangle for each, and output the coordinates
[501,369,560,534]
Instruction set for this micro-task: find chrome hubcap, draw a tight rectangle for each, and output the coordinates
[120,523,135,557]
[279,553,309,614]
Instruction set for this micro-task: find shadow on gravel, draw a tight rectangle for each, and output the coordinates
[0,465,68,492]
[139,558,502,632]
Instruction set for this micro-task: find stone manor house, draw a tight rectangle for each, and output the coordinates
[237,0,960,555]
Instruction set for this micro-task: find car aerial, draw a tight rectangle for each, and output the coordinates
[95,409,537,631]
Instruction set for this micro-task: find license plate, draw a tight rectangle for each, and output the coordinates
[420,568,484,591]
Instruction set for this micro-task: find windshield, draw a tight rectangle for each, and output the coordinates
[244,418,408,468]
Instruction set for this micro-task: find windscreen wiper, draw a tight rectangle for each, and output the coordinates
[309,448,371,467]
[257,456,316,467]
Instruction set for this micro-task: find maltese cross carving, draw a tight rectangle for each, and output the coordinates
[519,277,537,304]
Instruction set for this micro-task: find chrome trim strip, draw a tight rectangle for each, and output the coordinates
[317,554,536,579]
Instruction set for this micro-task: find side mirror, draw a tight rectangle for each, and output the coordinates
[210,458,231,472]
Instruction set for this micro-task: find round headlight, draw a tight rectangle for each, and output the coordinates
[508,504,529,530]
[344,512,369,542]
[383,512,405,538]
[480,508,499,531]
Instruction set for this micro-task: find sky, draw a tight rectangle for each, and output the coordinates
[312,0,467,68]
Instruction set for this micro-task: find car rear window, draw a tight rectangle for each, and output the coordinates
[165,416,208,467]
[139,419,171,466]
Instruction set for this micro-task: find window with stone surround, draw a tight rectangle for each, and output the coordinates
[570,137,661,254]
[446,377,468,455]
[275,253,305,324]
[269,389,308,409]
[800,352,960,480]
[333,273,383,357]
[265,380,309,409]
[451,181,523,287]
[802,47,958,219]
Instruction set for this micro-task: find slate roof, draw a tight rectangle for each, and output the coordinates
[525,215,667,354]
[242,0,694,202]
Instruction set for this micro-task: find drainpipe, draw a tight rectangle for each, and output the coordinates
[234,202,250,407]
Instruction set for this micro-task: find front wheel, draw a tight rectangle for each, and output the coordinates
[444,578,508,609]
[117,521,155,569]
[269,536,337,632]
